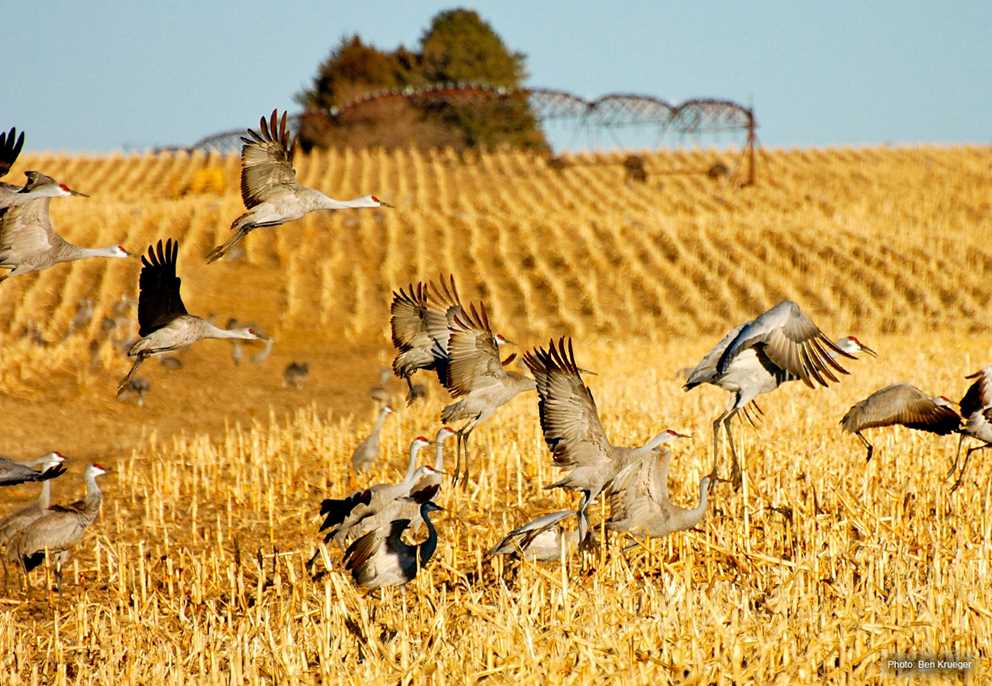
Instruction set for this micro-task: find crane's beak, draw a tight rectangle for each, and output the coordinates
[860,344,878,358]
[378,200,394,208]
[70,189,90,197]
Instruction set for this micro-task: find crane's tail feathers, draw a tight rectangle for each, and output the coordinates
[206,228,249,264]
[21,551,45,572]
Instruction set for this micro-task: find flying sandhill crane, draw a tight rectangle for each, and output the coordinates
[0,453,65,586]
[352,404,394,473]
[683,301,874,487]
[8,463,108,591]
[0,452,67,487]
[0,128,88,209]
[438,300,533,486]
[489,509,590,561]
[205,110,391,263]
[390,275,463,403]
[948,366,992,492]
[839,383,961,462]
[343,497,444,590]
[523,337,690,517]
[370,367,393,404]
[117,239,266,395]
[314,436,436,551]
[0,172,125,283]
[606,446,715,542]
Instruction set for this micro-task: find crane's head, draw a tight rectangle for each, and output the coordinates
[238,327,266,341]
[422,501,444,514]
[110,244,131,258]
[88,463,109,477]
[838,336,878,357]
[495,333,514,347]
[41,451,66,469]
[435,426,456,442]
[369,194,394,208]
[382,404,394,415]
[56,182,89,198]
[412,435,433,450]
[936,395,957,408]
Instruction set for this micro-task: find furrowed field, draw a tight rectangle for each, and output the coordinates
[0,145,990,684]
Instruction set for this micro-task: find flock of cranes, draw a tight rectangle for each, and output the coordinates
[1,112,990,594]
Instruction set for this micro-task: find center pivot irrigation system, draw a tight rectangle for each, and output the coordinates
[190,83,759,184]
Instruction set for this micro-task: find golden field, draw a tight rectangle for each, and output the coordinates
[0,145,990,684]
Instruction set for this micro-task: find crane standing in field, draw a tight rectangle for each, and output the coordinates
[839,383,961,463]
[0,171,127,283]
[343,497,445,591]
[683,300,874,487]
[390,275,464,403]
[351,404,395,473]
[946,367,992,491]
[0,452,67,487]
[0,127,89,209]
[489,509,590,561]
[606,446,716,542]
[206,110,391,263]
[524,336,691,517]
[8,464,108,591]
[117,239,266,395]
[0,453,66,586]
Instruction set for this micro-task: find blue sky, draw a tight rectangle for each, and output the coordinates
[3,1,989,152]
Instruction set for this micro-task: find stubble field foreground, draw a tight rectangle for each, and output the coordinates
[0,145,990,684]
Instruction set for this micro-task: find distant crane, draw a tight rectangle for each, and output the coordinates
[683,300,874,487]
[343,498,444,590]
[390,275,463,403]
[489,509,590,561]
[523,337,690,517]
[283,361,309,389]
[351,404,395,473]
[117,239,266,395]
[0,172,126,283]
[438,300,534,486]
[606,446,715,541]
[8,464,108,591]
[947,367,992,491]
[0,127,88,209]
[0,452,67,487]
[205,110,391,263]
[840,383,960,462]
[369,367,393,404]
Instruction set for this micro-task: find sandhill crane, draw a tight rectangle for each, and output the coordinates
[438,300,533,486]
[316,436,436,549]
[0,453,65,585]
[606,447,715,542]
[946,367,992,491]
[8,463,108,591]
[390,275,463,402]
[116,239,266,395]
[343,498,444,590]
[840,383,960,462]
[0,453,67,486]
[283,361,309,388]
[489,509,590,561]
[683,301,873,487]
[524,337,690,517]
[370,367,392,404]
[0,128,88,209]
[352,405,394,473]
[0,172,125,283]
[117,377,151,406]
[206,110,391,263]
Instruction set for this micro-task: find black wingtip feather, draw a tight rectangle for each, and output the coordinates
[22,551,45,572]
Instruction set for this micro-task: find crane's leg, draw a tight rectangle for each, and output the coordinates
[116,354,147,397]
[855,431,874,463]
[54,552,66,593]
[404,375,416,406]
[460,426,479,488]
[946,434,966,479]
[951,444,989,493]
[711,409,729,479]
[723,408,744,489]
[205,225,251,264]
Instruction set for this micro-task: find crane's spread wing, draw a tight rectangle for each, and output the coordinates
[390,282,452,355]
[442,302,508,397]
[0,458,65,486]
[343,518,410,574]
[717,300,854,388]
[489,509,572,556]
[137,239,188,336]
[523,337,612,470]
[0,197,61,259]
[240,110,299,209]
[0,127,24,179]
[960,368,992,418]
[840,383,961,435]
[683,323,746,390]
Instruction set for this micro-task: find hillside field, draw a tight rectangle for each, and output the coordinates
[0,145,990,684]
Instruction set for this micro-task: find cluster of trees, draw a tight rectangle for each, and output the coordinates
[296,9,548,151]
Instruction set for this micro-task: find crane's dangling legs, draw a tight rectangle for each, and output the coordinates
[453,418,479,488]
[722,407,744,489]
[854,431,874,463]
[946,433,967,479]
[116,354,148,397]
[951,444,990,493]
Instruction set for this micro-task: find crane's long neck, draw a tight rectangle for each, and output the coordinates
[203,321,254,341]
[434,439,448,471]
[404,442,425,482]
[372,408,389,434]
[38,479,52,510]
[82,471,104,521]
[71,246,123,260]
[418,505,440,566]
[313,190,376,211]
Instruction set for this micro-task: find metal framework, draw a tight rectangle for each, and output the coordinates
[190,83,758,183]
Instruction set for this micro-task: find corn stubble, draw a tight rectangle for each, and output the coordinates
[0,146,990,683]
